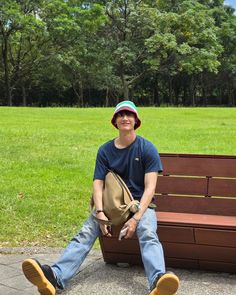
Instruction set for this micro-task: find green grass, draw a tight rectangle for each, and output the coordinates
[0,107,236,247]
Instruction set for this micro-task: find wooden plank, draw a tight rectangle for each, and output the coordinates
[105,225,127,237]
[199,261,236,273]
[164,258,199,270]
[162,242,236,263]
[101,242,236,270]
[158,225,195,243]
[156,176,207,196]
[99,250,236,272]
[102,252,142,265]
[157,212,236,229]
[208,178,236,198]
[160,154,236,178]
[154,195,236,216]
[195,228,236,247]
[100,237,140,254]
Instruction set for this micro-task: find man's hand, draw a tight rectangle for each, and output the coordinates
[97,211,112,237]
[122,217,139,239]
[120,171,158,240]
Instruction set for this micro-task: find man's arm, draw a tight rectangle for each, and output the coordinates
[93,179,112,237]
[124,172,158,239]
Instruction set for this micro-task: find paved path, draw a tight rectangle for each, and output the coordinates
[0,248,236,295]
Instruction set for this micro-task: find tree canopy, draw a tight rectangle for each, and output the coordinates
[0,0,235,106]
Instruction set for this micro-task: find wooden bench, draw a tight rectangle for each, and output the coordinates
[99,153,236,273]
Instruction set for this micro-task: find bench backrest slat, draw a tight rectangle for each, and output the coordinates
[156,154,236,217]
[161,154,236,178]
[208,178,236,198]
[156,176,208,196]
[154,195,236,216]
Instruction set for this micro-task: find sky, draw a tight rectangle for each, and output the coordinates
[224,0,236,9]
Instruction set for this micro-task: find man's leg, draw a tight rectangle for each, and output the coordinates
[52,212,100,289]
[136,208,166,288]
[22,212,101,294]
[136,208,179,294]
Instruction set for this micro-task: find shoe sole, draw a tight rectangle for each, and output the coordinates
[22,259,56,295]
[150,273,179,295]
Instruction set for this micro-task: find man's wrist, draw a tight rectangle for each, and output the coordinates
[96,209,104,214]
[132,216,140,223]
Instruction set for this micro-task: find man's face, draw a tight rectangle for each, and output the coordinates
[115,110,136,131]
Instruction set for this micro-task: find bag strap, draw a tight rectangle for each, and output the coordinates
[93,213,112,226]
[111,171,133,201]
[93,199,140,226]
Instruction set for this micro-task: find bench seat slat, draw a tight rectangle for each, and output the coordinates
[158,212,236,230]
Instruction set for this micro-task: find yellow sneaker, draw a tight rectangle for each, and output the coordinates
[22,258,57,295]
[150,272,180,295]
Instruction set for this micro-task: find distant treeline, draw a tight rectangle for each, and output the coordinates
[0,0,236,107]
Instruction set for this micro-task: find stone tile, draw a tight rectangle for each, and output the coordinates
[1,250,236,295]
[33,253,61,265]
[5,289,36,295]
[0,254,28,265]
[2,273,32,290]
[0,284,12,294]
[0,264,22,280]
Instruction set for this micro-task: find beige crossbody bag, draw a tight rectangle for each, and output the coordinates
[94,171,140,226]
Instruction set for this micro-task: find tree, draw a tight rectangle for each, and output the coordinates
[0,0,106,106]
[144,0,223,105]
[0,0,48,105]
[38,0,106,106]
[0,0,236,106]
[102,1,156,100]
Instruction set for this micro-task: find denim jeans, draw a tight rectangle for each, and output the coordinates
[52,208,165,290]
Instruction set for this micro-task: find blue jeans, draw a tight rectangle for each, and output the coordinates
[52,208,165,290]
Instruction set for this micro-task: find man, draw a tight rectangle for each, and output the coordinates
[22,100,179,295]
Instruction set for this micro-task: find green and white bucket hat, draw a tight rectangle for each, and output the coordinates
[111,100,141,129]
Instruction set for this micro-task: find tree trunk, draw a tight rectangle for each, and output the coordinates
[120,71,129,100]
[201,74,207,106]
[72,83,80,104]
[22,83,27,106]
[105,87,109,107]
[123,80,129,100]
[2,37,12,106]
[190,76,195,106]
[183,76,188,106]
[168,76,173,105]
[72,80,84,107]
[79,80,84,107]
[153,78,160,106]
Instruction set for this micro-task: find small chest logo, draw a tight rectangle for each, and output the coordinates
[134,157,140,161]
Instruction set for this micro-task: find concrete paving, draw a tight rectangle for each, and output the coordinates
[0,247,236,295]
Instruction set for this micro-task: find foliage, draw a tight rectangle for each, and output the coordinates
[0,0,236,106]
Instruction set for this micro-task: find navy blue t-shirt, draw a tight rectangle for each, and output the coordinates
[93,135,163,199]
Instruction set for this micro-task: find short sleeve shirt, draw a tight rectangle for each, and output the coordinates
[93,136,163,199]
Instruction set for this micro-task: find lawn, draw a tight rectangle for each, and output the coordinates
[0,107,235,247]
